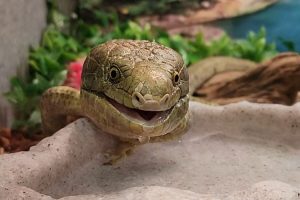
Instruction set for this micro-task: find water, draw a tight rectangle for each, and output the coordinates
[215,0,300,52]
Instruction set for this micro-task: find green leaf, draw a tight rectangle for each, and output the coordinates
[279,37,296,51]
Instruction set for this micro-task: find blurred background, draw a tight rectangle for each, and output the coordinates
[0,0,299,153]
[216,0,300,51]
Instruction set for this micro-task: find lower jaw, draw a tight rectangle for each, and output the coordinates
[81,89,189,138]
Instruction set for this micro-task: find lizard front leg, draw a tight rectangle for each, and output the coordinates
[102,113,189,165]
[40,86,82,135]
[103,139,137,165]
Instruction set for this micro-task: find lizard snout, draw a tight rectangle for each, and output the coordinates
[132,92,170,111]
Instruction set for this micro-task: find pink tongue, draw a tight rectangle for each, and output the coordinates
[108,97,158,121]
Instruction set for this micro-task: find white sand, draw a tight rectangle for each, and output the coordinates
[0,101,299,199]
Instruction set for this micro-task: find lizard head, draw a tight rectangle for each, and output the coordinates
[81,40,189,140]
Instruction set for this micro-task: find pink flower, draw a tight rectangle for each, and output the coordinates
[63,58,85,89]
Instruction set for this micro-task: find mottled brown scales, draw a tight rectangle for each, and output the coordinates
[41,40,189,164]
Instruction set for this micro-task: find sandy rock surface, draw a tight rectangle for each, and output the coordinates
[0,101,300,199]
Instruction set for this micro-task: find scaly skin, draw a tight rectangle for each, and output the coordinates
[40,39,256,163]
[188,56,257,95]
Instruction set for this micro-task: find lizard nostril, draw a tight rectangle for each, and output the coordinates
[160,94,169,105]
[135,95,140,102]
[132,92,145,105]
[132,92,170,110]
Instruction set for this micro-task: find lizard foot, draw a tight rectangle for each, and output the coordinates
[103,141,136,165]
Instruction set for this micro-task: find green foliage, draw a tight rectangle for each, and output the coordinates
[79,0,206,17]
[279,37,297,52]
[4,2,279,131]
[74,20,277,65]
[125,0,201,16]
[164,28,277,64]
[232,28,277,62]
[5,26,84,129]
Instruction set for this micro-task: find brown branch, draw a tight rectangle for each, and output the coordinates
[195,53,300,105]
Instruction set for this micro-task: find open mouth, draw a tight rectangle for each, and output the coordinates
[106,96,173,123]
[83,88,175,123]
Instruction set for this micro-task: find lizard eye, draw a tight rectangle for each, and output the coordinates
[109,65,121,82]
[173,72,180,85]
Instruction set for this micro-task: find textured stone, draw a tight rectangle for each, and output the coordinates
[55,0,77,17]
[0,101,299,199]
[0,0,47,127]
